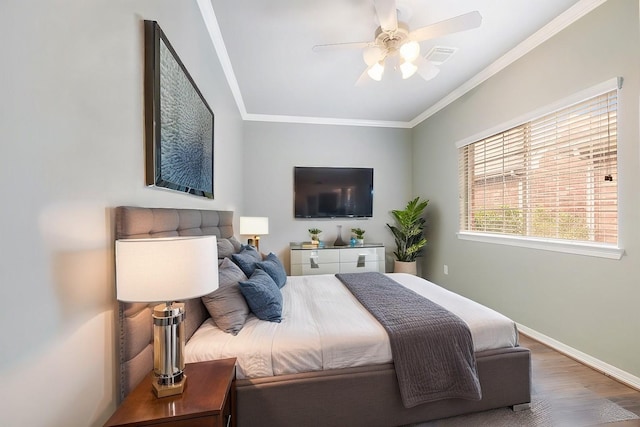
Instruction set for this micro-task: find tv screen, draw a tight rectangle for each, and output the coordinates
[294,167,373,218]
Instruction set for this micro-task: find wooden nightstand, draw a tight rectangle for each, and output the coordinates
[105,358,236,427]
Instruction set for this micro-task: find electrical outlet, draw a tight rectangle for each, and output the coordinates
[444,264,449,275]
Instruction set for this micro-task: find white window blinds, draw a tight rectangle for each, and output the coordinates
[459,88,618,244]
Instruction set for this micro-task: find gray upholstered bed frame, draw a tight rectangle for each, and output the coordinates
[115,206,531,427]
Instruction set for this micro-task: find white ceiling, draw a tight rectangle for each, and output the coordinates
[198,0,603,128]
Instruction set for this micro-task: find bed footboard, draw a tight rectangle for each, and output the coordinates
[235,346,531,427]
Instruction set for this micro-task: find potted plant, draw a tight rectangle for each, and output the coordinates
[308,228,322,244]
[386,197,429,275]
[351,227,365,246]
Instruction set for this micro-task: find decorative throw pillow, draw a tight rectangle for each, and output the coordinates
[238,269,283,322]
[231,246,263,276]
[201,258,250,335]
[217,238,237,259]
[218,257,248,287]
[228,236,242,253]
[256,253,287,288]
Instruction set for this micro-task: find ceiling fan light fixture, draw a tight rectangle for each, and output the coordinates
[400,59,417,79]
[367,60,385,81]
[399,40,420,62]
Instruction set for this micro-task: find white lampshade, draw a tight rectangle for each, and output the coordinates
[240,217,269,236]
[115,236,219,303]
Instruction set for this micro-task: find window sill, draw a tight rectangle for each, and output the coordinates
[456,232,624,260]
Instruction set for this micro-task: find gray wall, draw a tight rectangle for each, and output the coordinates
[242,121,413,272]
[0,1,243,426]
[413,0,640,378]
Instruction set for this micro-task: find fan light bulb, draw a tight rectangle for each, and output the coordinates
[368,61,385,81]
[399,41,420,62]
[400,60,418,79]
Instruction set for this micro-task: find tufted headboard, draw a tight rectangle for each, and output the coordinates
[114,206,234,402]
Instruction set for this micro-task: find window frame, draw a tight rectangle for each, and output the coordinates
[456,78,624,260]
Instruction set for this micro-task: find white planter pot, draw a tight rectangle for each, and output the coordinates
[394,260,417,275]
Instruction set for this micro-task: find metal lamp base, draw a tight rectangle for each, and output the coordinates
[152,373,187,398]
[152,302,187,399]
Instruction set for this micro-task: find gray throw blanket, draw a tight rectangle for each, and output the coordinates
[335,272,481,408]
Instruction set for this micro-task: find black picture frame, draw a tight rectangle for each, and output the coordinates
[144,20,214,199]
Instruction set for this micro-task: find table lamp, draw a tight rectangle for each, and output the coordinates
[115,235,219,398]
[239,216,269,251]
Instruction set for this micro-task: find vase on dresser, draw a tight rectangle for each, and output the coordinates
[333,225,347,246]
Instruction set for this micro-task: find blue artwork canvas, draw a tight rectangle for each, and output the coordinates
[145,20,214,199]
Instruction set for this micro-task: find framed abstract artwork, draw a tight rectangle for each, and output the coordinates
[144,20,214,199]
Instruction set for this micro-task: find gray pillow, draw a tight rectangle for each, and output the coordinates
[228,236,242,253]
[238,269,283,322]
[201,258,250,335]
[217,238,237,259]
[256,253,287,288]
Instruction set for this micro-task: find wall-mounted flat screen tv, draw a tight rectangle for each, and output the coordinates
[294,167,373,218]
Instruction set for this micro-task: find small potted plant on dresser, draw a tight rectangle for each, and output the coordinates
[387,197,429,275]
[351,227,366,246]
[308,228,322,245]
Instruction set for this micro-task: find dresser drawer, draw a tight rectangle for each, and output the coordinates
[339,247,384,263]
[291,249,340,264]
[292,262,340,275]
[339,260,384,274]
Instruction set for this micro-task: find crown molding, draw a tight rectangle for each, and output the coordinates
[197,0,247,117]
[198,0,607,129]
[243,113,412,129]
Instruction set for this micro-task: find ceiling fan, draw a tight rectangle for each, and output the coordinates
[312,0,482,83]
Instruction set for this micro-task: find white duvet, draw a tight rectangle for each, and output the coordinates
[184,273,518,380]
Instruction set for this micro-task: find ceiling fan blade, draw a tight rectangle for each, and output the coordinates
[312,41,372,52]
[373,0,398,32]
[409,11,482,42]
[415,56,440,81]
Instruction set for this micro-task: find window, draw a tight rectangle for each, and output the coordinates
[458,82,618,249]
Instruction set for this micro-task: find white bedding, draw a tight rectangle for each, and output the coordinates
[185,273,518,380]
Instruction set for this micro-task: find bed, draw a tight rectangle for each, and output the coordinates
[115,206,531,427]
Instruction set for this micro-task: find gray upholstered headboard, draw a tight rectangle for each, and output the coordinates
[114,206,234,402]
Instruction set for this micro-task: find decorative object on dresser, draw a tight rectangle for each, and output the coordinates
[387,196,429,275]
[104,358,236,427]
[239,216,268,250]
[115,235,219,398]
[144,20,214,199]
[333,224,347,246]
[308,228,322,245]
[351,227,366,245]
[290,242,385,275]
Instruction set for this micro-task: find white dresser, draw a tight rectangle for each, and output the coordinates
[290,243,385,276]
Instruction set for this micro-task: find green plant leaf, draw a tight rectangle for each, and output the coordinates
[386,197,429,262]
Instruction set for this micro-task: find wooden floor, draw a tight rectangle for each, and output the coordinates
[520,333,640,426]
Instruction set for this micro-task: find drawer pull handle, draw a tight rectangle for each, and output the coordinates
[357,254,366,268]
[310,256,319,268]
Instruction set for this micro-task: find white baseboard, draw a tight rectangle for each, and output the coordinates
[517,323,640,391]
